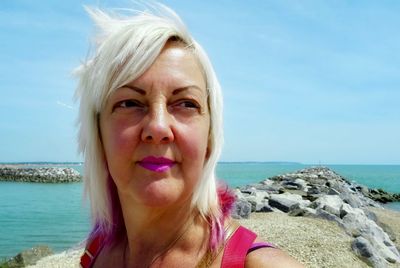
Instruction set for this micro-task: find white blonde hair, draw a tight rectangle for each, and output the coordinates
[75,4,224,242]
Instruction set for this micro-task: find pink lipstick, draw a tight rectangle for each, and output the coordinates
[138,156,175,172]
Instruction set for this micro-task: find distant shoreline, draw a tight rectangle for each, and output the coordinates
[0,162,83,167]
[0,166,82,183]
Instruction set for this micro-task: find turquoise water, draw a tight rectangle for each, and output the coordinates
[327,165,400,193]
[0,163,399,259]
[216,162,306,187]
[0,181,90,260]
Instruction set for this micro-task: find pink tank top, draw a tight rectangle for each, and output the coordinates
[80,225,275,268]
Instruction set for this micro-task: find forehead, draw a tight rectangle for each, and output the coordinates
[132,43,206,92]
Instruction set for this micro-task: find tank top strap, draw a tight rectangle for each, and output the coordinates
[80,234,105,268]
[221,225,257,268]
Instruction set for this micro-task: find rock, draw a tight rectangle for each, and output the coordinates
[4,245,53,267]
[239,185,257,196]
[311,195,344,217]
[340,192,364,208]
[245,192,269,212]
[342,210,400,265]
[340,203,357,219]
[352,236,374,263]
[364,188,400,203]
[363,209,379,222]
[255,199,274,212]
[0,167,81,183]
[294,178,308,190]
[233,188,245,200]
[268,198,294,213]
[282,181,301,190]
[377,222,397,243]
[307,185,321,195]
[341,209,367,237]
[328,188,340,195]
[359,186,370,196]
[288,205,316,217]
[352,236,374,257]
[232,199,252,219]
[234,166,400,266]
[256,179,282,193]
[268,193,310,213]
[246,198,257,212]
[315,208,341,222]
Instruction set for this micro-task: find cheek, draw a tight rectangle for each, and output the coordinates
[101,119,140,160]
[179,122,210,164]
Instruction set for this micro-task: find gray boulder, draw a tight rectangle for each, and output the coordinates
[244,191,270,212]
[254,199,274,212]
[232,199,252,219]
[233,188,245,200]
[340,191,365,208]
[268,193,310,213]
[342,210,400,265]
[352,237,375,265]
[312,195,344,217]
[4,245,53,267]
[315,208,341,222]
[288,205,316,217]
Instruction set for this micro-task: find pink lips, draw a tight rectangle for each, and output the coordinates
[138,156,176,172]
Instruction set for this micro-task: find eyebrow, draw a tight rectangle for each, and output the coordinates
[121,85,204,95]
[172,86,204,95]
[122,85,146,95]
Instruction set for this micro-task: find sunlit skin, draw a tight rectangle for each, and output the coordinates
[100,42,210,210]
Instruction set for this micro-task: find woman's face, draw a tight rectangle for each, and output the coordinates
[99,42,210,208]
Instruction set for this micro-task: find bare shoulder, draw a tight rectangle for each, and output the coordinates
[245,247,304,268]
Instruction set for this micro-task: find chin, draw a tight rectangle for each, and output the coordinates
[137,181,189,207]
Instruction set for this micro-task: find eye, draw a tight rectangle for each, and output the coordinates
[113,99,144,111]
[176,100,200,109]
[169,99,202,115]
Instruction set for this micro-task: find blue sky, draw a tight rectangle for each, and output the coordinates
[1,0,399,164]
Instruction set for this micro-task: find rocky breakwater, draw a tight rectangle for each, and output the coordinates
[233,167,400,267]
[0,166,81,183]
[1,245,53,268]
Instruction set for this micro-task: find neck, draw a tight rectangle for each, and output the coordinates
[119,195,204,266]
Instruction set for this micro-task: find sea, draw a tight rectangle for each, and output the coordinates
[1,162,399,260]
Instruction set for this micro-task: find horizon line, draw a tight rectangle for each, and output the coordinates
[1,161,399,166]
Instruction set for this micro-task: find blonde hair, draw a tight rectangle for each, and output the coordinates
[75,4,224,247]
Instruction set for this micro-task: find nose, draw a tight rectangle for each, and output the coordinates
[141,104,174,144]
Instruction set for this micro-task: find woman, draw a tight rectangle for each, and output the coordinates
[76,4,303,268]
